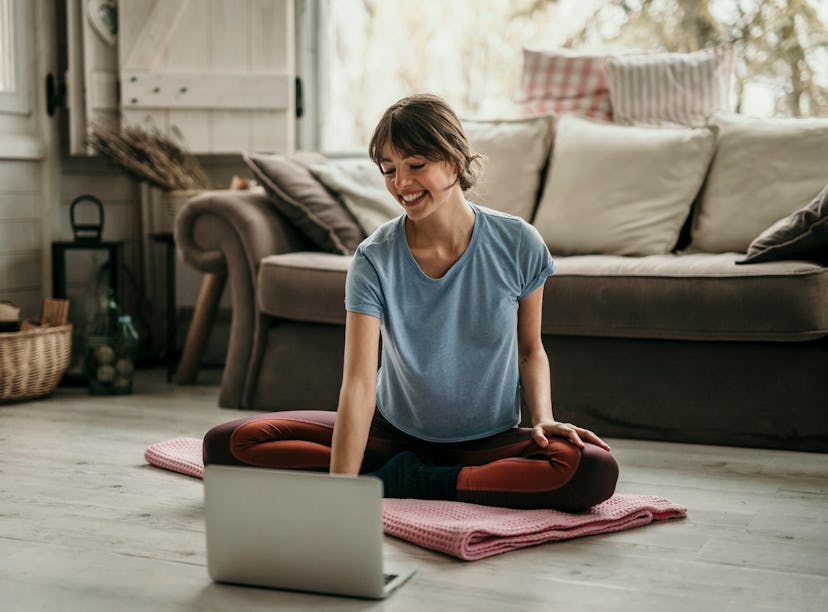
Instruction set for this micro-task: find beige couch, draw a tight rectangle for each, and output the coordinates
[176,113,828,452]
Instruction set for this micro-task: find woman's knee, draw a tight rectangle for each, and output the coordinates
[203,415,260,466]
[203,411,337,466]
[561,444,619,511]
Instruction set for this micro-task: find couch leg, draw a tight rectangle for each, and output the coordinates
[175,272,226,385]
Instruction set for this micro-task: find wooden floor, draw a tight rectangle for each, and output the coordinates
[1,369,826,612]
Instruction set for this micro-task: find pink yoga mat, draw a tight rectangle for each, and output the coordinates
[144,437,205,479]
[383,495,686,560]
[144,437,687,560]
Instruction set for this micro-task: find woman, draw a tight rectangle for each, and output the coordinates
[204,94,618,511]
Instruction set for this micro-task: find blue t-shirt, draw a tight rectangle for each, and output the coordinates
[344,204,555,443]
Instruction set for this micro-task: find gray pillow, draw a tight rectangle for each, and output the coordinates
[309,159,400,235]
[738,183,828,265]
[244,152,365,255]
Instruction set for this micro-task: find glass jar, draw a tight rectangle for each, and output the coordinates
[85,290,139,395]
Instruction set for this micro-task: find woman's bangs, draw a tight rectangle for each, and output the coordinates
[389,116,443,161]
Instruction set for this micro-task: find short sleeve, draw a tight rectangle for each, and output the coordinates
[344,250,384,318]
[518,223,556,300]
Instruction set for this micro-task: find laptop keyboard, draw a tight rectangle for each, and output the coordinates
[384,573,398,585]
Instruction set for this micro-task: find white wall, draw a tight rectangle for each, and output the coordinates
[0,158,45,318]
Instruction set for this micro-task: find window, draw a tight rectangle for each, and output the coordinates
[304,0,828,153]
[0,0,30,114]
[0,0,12,90]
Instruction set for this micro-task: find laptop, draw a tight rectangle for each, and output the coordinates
[203,465,417,599]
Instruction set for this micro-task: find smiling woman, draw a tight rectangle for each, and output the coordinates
[202,93,621,511]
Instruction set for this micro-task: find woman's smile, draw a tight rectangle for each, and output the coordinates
[400,190,427,207]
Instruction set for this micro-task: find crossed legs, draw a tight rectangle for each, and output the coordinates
[202,410,619,512]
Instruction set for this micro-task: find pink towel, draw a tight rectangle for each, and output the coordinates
[144,437,205,479]
[382,496,686,560]
[144,437,687,560]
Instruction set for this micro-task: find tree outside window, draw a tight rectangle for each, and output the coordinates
[322,0,828,152]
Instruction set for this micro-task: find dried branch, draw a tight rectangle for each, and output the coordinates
[86,124,211,192]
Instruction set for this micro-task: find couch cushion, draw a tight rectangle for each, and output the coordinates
[261,252,826,342]
[259,252,351,325]
[517,48,613,121]
[542,253,827,341]
[463,115,555,222]
[738,182,828,266]
[533,115,717,256]
[687,114,828,254]
[310,159,400,235]
[606,46,734,126]
[244,152,365,255]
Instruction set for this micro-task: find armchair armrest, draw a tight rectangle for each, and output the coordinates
[174,189,313,408]
[175,188,310,275]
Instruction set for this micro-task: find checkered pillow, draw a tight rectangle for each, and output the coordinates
[518,48,613,121]
[607,46,735,126]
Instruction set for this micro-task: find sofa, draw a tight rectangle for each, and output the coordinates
[175,112,828,453]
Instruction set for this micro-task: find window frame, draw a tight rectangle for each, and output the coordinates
[295,0,325,152]
[0,0,31,115]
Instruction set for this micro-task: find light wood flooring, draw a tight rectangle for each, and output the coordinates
[1,369,826,611]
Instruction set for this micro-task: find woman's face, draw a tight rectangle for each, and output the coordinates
[379,143,459,222]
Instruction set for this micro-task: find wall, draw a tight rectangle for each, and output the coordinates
[0,157,45,319]
[0,1,54,324]
[56,137,245,369]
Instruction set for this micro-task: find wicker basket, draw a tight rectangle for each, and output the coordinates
[0,323,73,402]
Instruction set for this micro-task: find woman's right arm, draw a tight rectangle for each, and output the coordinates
[330,311,381,475]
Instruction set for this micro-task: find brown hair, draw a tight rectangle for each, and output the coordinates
[368,94,483,191]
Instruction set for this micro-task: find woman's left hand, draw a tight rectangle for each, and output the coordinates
[531,419,612,452]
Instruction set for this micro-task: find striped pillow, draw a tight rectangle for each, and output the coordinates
[607,46,734,126]
[518,48,613,121]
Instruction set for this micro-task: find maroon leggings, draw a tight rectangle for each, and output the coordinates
[203,410,619,511]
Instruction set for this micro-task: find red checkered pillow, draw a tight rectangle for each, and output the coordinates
[607,46,735,126]
[518,48,613,121]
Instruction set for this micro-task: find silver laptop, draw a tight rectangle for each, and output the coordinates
[203,465,417,599]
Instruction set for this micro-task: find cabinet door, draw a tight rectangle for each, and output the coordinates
[66,0,119,155]
[67,0,295,155]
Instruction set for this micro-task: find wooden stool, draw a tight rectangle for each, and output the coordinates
[175,272,226,384]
